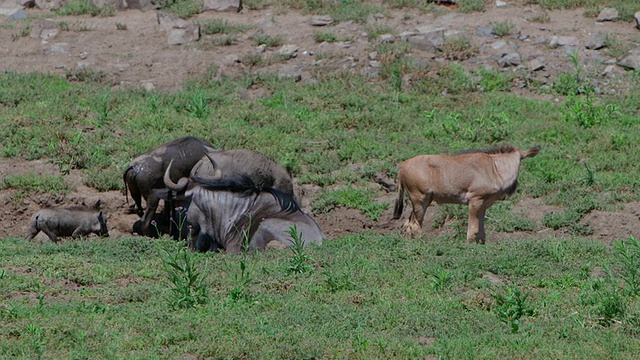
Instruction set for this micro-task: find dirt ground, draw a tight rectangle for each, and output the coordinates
[1,2,639,244]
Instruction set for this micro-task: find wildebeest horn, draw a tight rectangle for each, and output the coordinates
[164,160,189,192]
[205,152,223,179]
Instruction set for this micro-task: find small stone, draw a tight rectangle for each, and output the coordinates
[596,7,619,22]
[495,0,507,8]
[527,58,545,71]
[311,15,333,26]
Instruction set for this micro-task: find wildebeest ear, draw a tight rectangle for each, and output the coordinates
[523,146,541,159]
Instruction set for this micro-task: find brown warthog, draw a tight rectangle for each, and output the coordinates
[26,206,109,242]
[393,144,540,244]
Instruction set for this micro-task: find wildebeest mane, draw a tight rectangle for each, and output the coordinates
[457,144,517,155]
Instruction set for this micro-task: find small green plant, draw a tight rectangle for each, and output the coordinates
[542,210,583,230]
[171,206,189,242]
[439,34,477,60]
[313,31,339,43]
[116,22,127,31]
[286,225,313,274]
[428,268,453,291]
[492,286,534,333]
[163,246,208,309]
[458,0,485,13]
[595,289,627,326]
[253,34,284,48]
[527,10,550,23]
[11,26,30,41]
[612,235,640,296]
[199,19,248,35]
[562,95,618,128]
[185,92,210,119]
[491,21,515,37]
[242,53,263,67]
[228,216,255,302]
[364,23,396,39]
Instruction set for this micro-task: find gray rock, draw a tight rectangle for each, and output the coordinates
[278,44,299,58]
[527,58,545,71]
[157,12,189,32]
[43,42,69,55]
[549,36,578,48]
[0,7,26,21]
[167,24,200,45]
[635,11,640,29]
[491,40,507,50]
[34,0,62,10]
[585,31,607,50]
[497,52,521,67]
[596,7,618,22]
[476,26,494,37]
[126,0,156,11]
[30,20,57,39]
[377,34,395,43]
[495,0,507,8]
[369,60,381,68]
[278,66,302,82]
[617,50,640,71]
[311,15,333,26]
[92,0,127,10]
[202,0,242,12]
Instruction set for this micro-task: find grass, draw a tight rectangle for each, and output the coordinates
[1,235,640,358]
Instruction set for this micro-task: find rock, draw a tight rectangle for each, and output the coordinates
[0,7,26,21]
[202,0,242,12]
[43,42,69,55]
[497,52,521,67]
[34,0,62,10]
[596,7,618,22]
[635,11,640,29]
[617,49,640,71]
[549,36,578,48]
[495,0,507,8]
[527,58,545,71]
[126,0,156,11]
[92,0,127,10]
[585,31,607,50]
[311,15,333,26]
[278,66,302,82]
[377,34,395,43]
[30,20,57,39]
[167,24,200,45]
[278,44,299,58]
[476,26,494,37]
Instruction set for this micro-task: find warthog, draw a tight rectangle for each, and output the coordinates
[393,144,540,244]
[164,166,324,253]
[123,136,217,236]
[26,206,109,242]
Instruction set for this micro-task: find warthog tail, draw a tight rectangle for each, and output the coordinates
[392,180,405,220]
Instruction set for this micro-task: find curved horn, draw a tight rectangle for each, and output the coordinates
[164,160,189,192]
[205,152,223,179]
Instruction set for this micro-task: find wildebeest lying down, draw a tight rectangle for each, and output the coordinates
[164,165,324,253]
[123,136,217,236]
[26,206,109,242]
[393,144,540,244]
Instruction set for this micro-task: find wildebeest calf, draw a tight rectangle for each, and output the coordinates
[26,206,109,242]
[393,144,540,244]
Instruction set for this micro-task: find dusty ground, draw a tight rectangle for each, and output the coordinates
[1,2,639,244]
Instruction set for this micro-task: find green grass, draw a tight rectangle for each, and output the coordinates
[1,235,640,358]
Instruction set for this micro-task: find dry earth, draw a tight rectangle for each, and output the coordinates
[1,1,639,244]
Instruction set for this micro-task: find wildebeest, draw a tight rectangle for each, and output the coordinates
[123,136,217,236]
[26,206,109,242]
[393,144,540,244]
[163,165,324,253]
[188,149,295,197]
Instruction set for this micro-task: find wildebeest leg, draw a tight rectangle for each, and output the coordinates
[403,193,432,237]
[467,198,485,244]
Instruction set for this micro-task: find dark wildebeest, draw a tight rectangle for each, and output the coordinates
[163,165,324,253]
[123,136,217,236]
[26,206,109,242]
[393,144,540,244]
